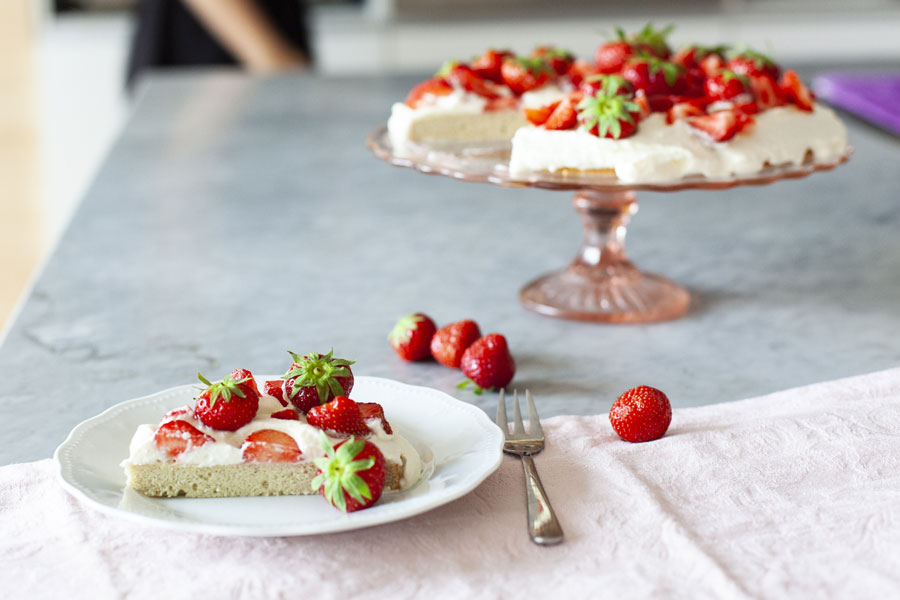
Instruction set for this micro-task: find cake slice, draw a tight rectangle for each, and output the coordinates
[122,362,422,508]
[387,47,585,150]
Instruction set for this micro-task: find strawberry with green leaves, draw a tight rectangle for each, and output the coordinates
[194,369,260,431]
[577,75,642,139]
[622,54,685,95]
[307,395,370,437]
[595,24,673,73]
[704,69,750,101]
[389,312,437,361]
[282,350,355,413]
[726,47,780,81]
[313,434,387,513]
[531,46,575,76]
[458,333,516,394]
[501,56,554,95]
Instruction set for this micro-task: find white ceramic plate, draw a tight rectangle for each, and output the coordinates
[54,376,503,537]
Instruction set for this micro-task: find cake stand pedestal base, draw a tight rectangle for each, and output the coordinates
[519,189,690,323]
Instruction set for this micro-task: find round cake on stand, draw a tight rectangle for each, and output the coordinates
[368,127,850,323]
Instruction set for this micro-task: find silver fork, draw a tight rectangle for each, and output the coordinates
[497,389,564,545]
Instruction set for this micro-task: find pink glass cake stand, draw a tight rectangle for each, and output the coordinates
[367,125,850,323]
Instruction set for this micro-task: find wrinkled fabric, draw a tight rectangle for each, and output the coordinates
[4,368,900,600]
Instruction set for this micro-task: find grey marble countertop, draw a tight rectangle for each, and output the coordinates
[2,70,899,465]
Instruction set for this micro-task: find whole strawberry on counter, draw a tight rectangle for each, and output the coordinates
[458,333,516,394]
[430,319,481,369]
[282,350,355,413]
[609,385,672,443]
[389,312,437,362]
[312,434,387,513]
[194,369,261,431]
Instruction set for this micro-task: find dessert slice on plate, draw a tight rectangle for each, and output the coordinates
[122,354,422,512]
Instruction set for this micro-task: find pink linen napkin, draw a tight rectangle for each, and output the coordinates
[4,367,900,599]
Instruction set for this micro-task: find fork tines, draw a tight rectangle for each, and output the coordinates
[496,389,543,438]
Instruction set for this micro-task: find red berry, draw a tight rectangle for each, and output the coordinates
[263,380,286,406]
[688,109,753,142]
[153,420,214,460]
[404,78,453,109]
[704,70,749,101]
[609,385,672,443]
[748,74,786,110]
[543,95,579,130]
[726,50,780,81]
[307,395,370,437]
[271,408,299,420]
[459,333,516,393]
[780,69,815,112]
[595,40,633,74]
[283,350,355,412]
[501,56,553,95]
[312,436,387,513]
[194,369,260,431]
[242,429,302,463]
[430,319,482,369]
[471,48,513,83]
[389,313,437,362]
[358,402,392,435]
[666,101,706,124]
[531,46,574,76]
[443,63,500,99]
[524,100,559,126]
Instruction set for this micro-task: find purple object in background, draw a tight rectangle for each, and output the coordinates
[812,73,900,136]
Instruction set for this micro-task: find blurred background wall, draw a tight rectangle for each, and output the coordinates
[2,0,900,329]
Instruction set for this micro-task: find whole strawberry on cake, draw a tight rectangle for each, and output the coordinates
[388,46,586,149]
[121,356,422,511]
[509,25,849,182]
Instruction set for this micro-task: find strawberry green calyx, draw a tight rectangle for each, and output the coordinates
[436,59,461,78]
[513,56,554,76]
[388,314,426,346]
[576,75,641,139]
[631,23,674,54]
[282,349,354,402]
[536,46,573,60]
[722,69,750,88]
[635,53,683,87]
[312,433,375,513]
[197,372,248,408]
[727,46,776,69]
[456,380,486,395]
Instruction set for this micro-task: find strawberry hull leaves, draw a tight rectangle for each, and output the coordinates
[282,350,355,412]
[576,75,642,139]
[312,434,387,513]
[194,369,261,431]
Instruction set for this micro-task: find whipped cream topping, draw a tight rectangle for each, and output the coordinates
[508,103,849,182]
[123,392,423,490]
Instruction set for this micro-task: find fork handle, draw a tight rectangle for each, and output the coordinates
[521,453,564,545]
